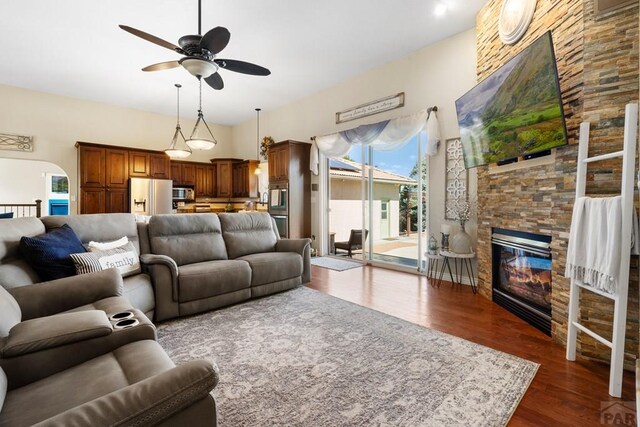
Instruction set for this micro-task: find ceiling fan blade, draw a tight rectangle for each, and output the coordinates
[205,72,224,90]
[214,59,271,76]
[119,25,184,54]
[142,61,181,72]
[200,27,231,55]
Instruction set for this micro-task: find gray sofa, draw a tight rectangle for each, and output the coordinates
[0,214,156,320]
[0,212,310,323]
[0,268,218,426]
[144,212,311,321]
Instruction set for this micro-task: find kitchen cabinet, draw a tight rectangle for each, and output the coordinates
[129,151,171,179]
[77,143,130,214]
[170,161,197,186]
[170,161,182,184]
[181,163,196,186]
[195,164,215,197]
[232,160,259,198]
[77,142,175,213]
[268,144,289,182]
[105,149,129,188]
[211,159,241,199]
[79,187,105,214]
[79,145,106,187]
[129,151,149,178]
[78,187,128,214]
[150,154,171,179]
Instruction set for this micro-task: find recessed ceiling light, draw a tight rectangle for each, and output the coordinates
[434,2,448,17]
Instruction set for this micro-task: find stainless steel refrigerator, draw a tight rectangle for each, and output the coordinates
[129,178,173,216]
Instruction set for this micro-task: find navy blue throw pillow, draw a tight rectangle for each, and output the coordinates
[0,212,14,219]
[20,224,86,281]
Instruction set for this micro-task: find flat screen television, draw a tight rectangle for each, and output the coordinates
[455,31,568,169]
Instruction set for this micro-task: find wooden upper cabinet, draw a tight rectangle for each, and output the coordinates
[105,148,129,188]
[150,154,171,179]
[182,163,196,186]
[195,164,214,197]
[129,151,150,178]
[170,161,182,184]
[268,144,289,182]
[79,146,106,187]
[212,159,240,199]
[233,160,259,198]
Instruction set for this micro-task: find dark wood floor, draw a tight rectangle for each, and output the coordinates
[307,264,636,426]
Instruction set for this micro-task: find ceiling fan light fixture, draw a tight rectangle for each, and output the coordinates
[180,57,218,78]
[165,84,192,159]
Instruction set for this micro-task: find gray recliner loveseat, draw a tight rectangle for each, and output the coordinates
[144,212,311,321]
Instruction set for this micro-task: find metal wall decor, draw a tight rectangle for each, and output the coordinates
[0,133,33,152]
[445,137,468,220]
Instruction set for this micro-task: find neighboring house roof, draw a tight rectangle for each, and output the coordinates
[330,158,416,185]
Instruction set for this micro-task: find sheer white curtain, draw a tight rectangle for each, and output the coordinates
[310,109,440,174]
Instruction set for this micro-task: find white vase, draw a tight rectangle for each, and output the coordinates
[450,222,473,254]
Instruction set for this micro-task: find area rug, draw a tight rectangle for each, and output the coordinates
[310,256,362,271]
[157,288,538,426]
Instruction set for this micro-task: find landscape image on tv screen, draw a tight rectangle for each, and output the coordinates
[455,31,567,169]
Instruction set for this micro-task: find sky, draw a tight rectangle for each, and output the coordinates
[345,135,421,178]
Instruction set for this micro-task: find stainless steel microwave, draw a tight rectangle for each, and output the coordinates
[172,187,195,201]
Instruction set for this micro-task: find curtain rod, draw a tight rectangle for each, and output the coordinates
[310,106,438,141]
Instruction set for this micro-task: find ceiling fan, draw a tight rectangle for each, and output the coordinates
[119,0,270,90]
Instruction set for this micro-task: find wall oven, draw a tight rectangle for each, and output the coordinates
[172,186,195,201]
[271,215,288,238]
[268,183,288,214]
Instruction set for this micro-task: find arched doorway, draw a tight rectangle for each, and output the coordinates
[0,158,69,217]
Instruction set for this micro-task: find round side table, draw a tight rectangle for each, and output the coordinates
[424,252,444,287]
[438,250,477,294]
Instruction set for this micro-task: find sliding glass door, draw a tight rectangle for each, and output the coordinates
[326,135,428,270]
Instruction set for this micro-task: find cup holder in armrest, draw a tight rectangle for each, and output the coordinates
[113,318,139,329]
[109,311,134,322]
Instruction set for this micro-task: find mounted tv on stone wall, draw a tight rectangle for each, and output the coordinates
[455,31,568,169]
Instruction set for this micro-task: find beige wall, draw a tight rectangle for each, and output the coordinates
[231,29,478,253]
[0,84,233,214]
[329,178,401,242]
[0,28,478,250]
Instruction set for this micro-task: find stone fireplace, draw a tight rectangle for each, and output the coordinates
[476,0,639,368]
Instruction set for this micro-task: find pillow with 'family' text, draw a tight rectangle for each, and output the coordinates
[70,242,141,277]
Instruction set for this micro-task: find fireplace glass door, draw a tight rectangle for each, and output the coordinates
[491,228,552,335]
[495,246,552,313]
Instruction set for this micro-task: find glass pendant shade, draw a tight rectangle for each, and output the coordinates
[180,58,218,78]
[165,125,191,158]
[165,83,192,159]
[186,80,217,150]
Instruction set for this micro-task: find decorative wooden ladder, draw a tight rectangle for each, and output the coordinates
[566,103,638,398]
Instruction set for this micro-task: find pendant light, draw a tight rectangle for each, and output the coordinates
[164,84,192,159]
[254,108,262,175]
[186,79,217,150]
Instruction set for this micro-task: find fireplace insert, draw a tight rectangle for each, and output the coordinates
[492,228,552,335]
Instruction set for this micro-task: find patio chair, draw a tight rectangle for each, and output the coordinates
[334,229,368,258]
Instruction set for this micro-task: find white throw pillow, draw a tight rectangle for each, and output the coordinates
[71,242,141,277]
[87,236,129,251]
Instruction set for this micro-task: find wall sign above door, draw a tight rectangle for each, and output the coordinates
[336,92,404,124]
